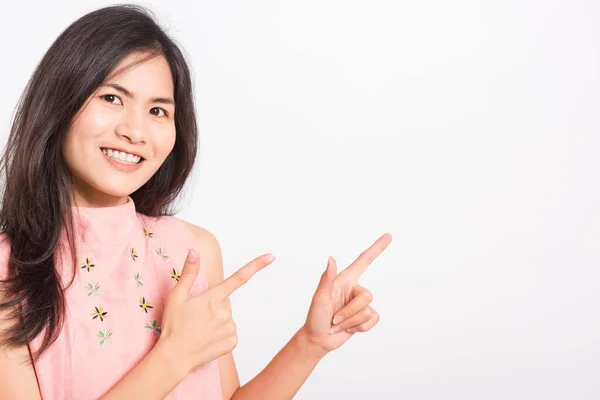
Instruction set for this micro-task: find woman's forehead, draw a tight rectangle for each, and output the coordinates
[103,52,174,97]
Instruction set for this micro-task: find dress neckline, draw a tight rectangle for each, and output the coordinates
[70,196,141,247]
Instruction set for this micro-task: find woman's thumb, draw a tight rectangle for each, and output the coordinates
[317,256,337,290]
[175,249,200,298]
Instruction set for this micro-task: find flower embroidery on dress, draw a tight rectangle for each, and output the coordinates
[139,297,153,313]
[134,273,143,287]
[86,283,100,296]
[130,248,139,262]
[170,268,181,282]
[143,228,153,238]
[98,329,113,346]
[81,257,95,272]
[145,320,162,336]
[155,247,169,261]
[91,306,107,321]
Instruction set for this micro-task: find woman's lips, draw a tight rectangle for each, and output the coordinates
[102,149,144,172]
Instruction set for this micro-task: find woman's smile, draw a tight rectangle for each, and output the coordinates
[101,148,145,172]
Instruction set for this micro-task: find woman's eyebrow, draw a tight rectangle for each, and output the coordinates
[100,83,175,105]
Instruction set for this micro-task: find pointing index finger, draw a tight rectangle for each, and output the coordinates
[212,254,275,299]
[341,233,392,281]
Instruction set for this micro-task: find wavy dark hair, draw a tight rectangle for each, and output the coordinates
[0,4,197,360]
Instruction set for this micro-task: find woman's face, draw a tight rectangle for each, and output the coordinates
[63,51,177,207]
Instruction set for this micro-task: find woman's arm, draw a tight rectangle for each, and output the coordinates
[187,223,389,400]
[99,338,188,399]
[0,285,42,399]
[231,328,325,400]
[185,222,327,400]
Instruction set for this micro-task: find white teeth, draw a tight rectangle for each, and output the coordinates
[102,148,142,165]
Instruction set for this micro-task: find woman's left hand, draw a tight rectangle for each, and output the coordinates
[300,233,392,356]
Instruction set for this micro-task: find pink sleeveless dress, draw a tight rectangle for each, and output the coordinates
[0,196,222,399]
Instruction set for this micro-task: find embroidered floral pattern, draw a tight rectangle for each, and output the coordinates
[145,320,162,336]
[130,248,139,262]
[139,297,153,313]
[86,283,100,296]
[81,257,95,272]
[70,195,214,362]
[155,247,169,261]
[170,268,181,282]
[134,273,143,287]
[98,329,113,346]
[91,306,107,321]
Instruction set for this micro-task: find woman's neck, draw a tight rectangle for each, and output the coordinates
[72,186,130,208]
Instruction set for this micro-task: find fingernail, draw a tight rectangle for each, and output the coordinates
[187,249,198,262]
[330,325,341,335]
[332,315,343,325]
[265,254,275,263]
[347,328,356,333]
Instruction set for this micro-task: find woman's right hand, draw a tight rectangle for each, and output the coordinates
[158,248,276,374]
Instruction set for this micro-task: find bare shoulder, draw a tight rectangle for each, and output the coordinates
[179,220,225,286]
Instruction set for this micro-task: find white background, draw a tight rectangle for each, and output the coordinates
[1,1,599,399]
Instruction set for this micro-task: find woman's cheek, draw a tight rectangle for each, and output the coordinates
[156,128,177,159]
[73,101,113,138]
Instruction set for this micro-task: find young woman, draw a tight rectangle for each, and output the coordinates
[0,5,391,399]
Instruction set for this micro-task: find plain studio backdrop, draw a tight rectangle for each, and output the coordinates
[1,1,599,399]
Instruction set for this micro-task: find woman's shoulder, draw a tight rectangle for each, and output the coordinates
[179,220,220,249]
[142,215,217,244]
[175,218,225,289]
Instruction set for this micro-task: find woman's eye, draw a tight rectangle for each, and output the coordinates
[101,94,122,105]
[150,107,168,117]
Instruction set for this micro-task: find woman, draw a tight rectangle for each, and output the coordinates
[0,4,391,399]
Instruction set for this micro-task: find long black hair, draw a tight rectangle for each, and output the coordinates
[0,4,197,360]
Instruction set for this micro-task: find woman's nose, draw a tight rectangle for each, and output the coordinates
[115,111,146,143]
